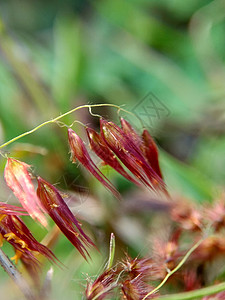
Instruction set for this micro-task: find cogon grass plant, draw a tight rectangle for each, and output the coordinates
[0,104,225,299]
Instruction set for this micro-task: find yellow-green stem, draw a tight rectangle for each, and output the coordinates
[142,238,203,300]
[158,282,225,300]
[0,104,136,150]
[107,233,115,270]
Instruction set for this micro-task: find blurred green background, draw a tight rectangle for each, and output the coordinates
[0,0,225,299]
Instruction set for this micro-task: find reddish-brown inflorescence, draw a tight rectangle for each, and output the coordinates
[141,129,163,180]
[85,256,158,300]
[100,119,165,192]
[68,128,120,199]
[205,198,225,232]
[4,158,47,227]
[120,118,163,179]
[86,127,140,186]
[68,118,167,197]
[85,269,117,300]
[37,176,95,259]
[0,214,56,265]
[191,235,225,263]
[121,256,155,281]
[151,229,182,279]
[121,275,155,300]
[170,200,202,231]
[118,255,158,299]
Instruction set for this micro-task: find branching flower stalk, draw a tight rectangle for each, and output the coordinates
[0,104,137,150]
[1,104,225,300]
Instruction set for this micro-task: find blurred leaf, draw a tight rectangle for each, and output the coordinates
[161,150,215,202]
[192,137,225,186]
[52,14,82,110]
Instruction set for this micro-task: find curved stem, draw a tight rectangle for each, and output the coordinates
[158,282,225,300]
[143,238,203,300]
[0,104,136,150]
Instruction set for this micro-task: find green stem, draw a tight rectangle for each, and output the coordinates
[142,238,203,300]
[0,103,136,150]
[107,233,115,270]
[158,282,225,300]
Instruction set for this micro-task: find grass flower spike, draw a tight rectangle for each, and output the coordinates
[4,158,47,227]
[85,269,117,300]
[100,119,165,191]
[37,176,95,259]
[86,127,140,185]
[141,129,163,179]
[68,128,120,198]
[0,214,55,265]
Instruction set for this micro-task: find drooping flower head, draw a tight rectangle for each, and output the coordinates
[68,128,120,198]
[120,255,158,299]
[120,118,163,179]
[0,214,56,266]
[68,118,167,197]
[37,176,95,259]
[121,256,156,281]
[141,129,163,179]
[205,198,225,232]
[100,119,165,191]
[86,127,140,186]
[4,158,47,227]
[85,269,117,300]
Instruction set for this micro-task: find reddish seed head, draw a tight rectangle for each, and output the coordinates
[142,129,163,179]
[120,118,143,149]
[37,176,95,259]
[151,229,182,278]
[86,127,116,166]
[68,119,167,195]
[120,118,165,188]
[85,269,117,300]
[170,201,202,231]
[68,128,87,163]
[205,199,225,232]
[86,127,140,186]
[4,158,47,227]
[191,236,225,262]
[100,119,165,192]
[121,276,156,300]
[0,214,56,266]
[68,128,120,199]
[121,256,155,281]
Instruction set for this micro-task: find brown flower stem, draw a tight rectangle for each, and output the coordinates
[157,282,225,300]
[0,248,37,300]
[41,225,61,250]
